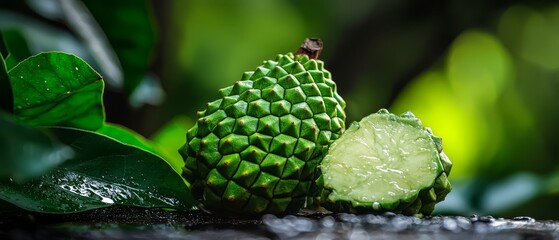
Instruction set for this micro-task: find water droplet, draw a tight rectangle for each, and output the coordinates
[37,64,40,67]
[442,218,459,232]
[16,105,22,109]
[9,178,13,182]
[372,201,380,210]
[350,229,369,239]
[101,197,114,204]
[20,76,23,79]
[364,214,387,224]
[390,216,412,232]
[75,67,79,71]
[320,216,336,228]
[46,88,50,91]
[513,216,535,222]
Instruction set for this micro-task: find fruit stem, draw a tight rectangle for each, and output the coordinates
[296,38,323,59]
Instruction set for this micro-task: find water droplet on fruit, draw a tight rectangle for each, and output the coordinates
[75,67,79,71]
[372,201,380,210]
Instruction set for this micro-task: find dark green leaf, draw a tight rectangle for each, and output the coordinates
[1,29,32,70]
[0,127,196,213]
[97,123,160,157]
[0,198,26,214]
[0,114,73,180]
[0,33,13,113]
[0,58,12,113]
[0,32,9,59]
[8,52,105,130]
[82,0,156,94]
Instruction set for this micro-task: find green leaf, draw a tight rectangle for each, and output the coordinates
[0,56,12,114]
[0,32,9,59]
[0,127,196,213]
[1,29,32,70]
[0,198,26,214]
[151,116,194,174]
[97,123,159,156]
[8,52,105,130]
[0,114,73,180]
[0,33,13,113]
[82,0,156,94]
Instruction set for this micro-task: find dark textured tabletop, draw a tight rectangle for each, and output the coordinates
[1,207,557,240]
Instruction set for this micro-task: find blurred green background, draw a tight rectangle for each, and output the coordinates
[2,0,559,219]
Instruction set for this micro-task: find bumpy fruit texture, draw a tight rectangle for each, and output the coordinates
[319,109,452,216]
[180,53,346,214]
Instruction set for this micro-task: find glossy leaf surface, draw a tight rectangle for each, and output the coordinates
[0,127,196,213]
[9,52,105,130]
[97,123,159,156]
[0,114,73,180]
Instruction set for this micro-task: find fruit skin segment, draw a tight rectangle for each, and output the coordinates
[180,52,346,214]
[318,109,452,216]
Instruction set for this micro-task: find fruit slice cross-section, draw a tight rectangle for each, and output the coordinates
[319,109,451,215]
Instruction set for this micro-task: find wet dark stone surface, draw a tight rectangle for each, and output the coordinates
[0,207,557,239]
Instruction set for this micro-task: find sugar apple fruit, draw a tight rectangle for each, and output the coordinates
[318,109,452,216]
[180,39,346,214]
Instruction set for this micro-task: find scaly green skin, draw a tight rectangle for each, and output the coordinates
[318,109,452,216]
[180,53,346,214]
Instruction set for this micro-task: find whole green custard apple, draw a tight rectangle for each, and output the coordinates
[180,39,346,214]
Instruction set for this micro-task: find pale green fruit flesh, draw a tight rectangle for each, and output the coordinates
[319,109,452,215]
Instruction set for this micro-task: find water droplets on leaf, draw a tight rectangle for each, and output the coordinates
[101,197,115,204]
[45,170,182,207]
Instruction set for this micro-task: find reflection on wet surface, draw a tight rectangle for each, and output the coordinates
[0,207,557,240]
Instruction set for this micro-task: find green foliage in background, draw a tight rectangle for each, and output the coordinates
[82,0,156,93]
[150,116,194,174]
[390,6,559,218]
